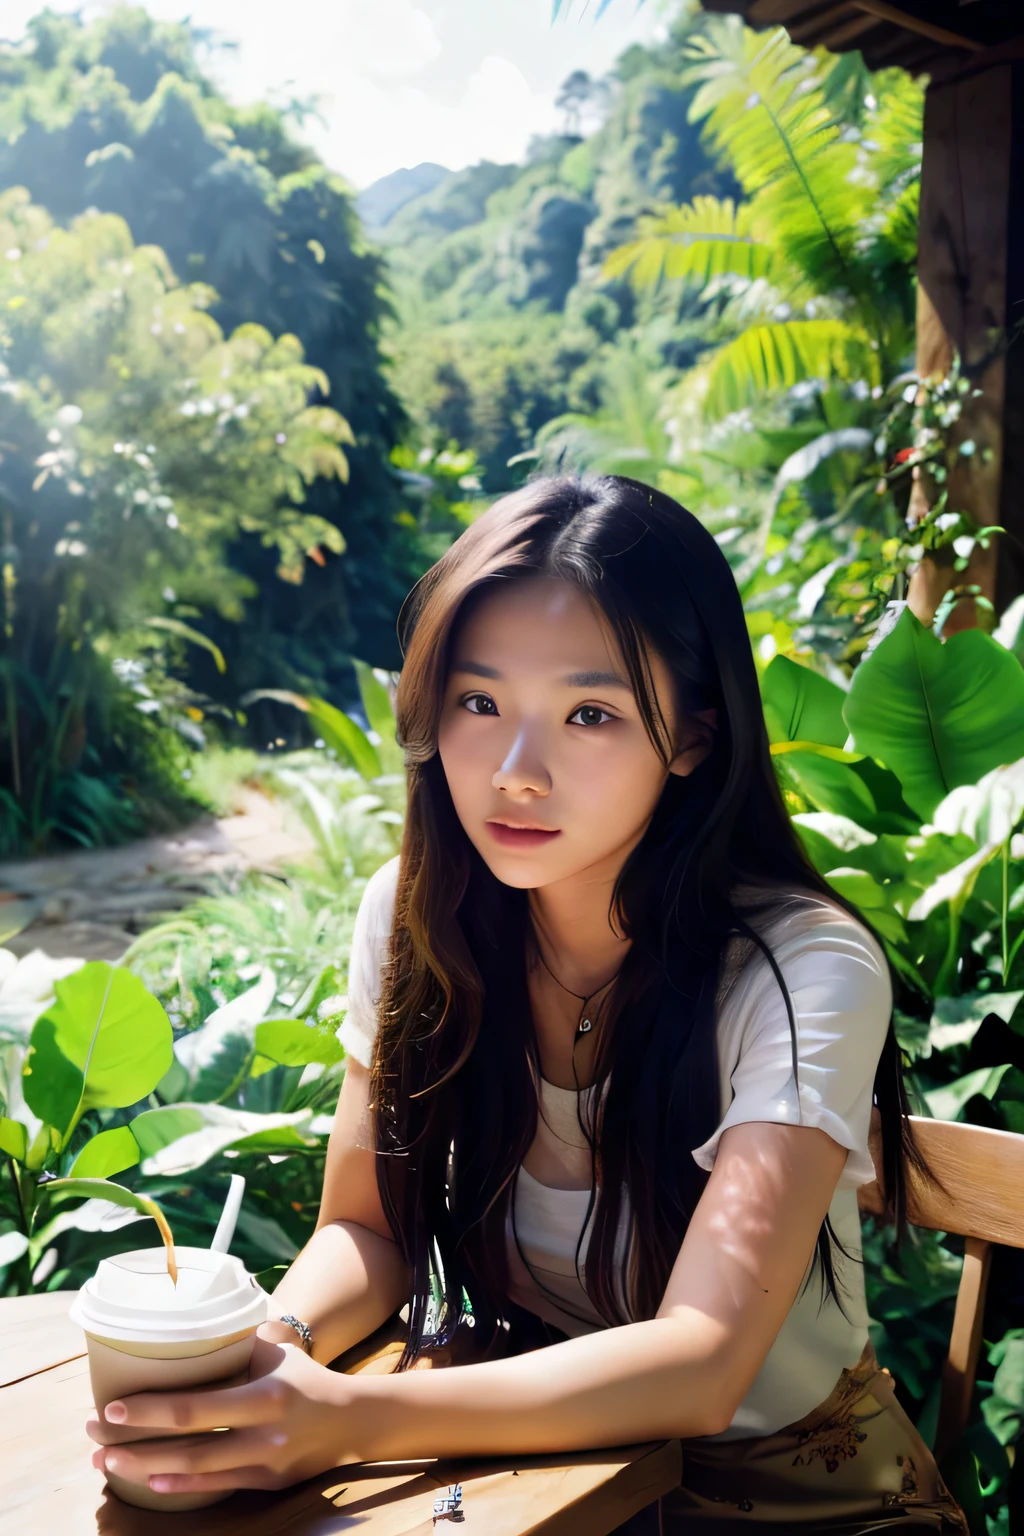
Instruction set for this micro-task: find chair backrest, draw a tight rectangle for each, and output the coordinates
[858,1115,1024,1458]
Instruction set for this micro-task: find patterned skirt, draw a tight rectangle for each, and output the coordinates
[652,1342,968,1534]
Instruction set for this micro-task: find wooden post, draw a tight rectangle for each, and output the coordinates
[934,1236,993,1462]
[907,57,1024,632]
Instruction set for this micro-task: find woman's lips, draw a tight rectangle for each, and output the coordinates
[486,821,562,849]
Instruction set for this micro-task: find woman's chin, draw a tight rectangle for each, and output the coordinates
[474,839,570,888]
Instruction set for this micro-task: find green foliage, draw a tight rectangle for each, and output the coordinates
[184,745,262,816]
[845,611,1024,819]
[240,691,382,779]
[0,671,407,1291]
[0,952,178,1286]
[0,6,449,852]
[2,7,1022,1528]
[0,188,357,852]
[376,10,734,493]
[761,654,847,748]
[606,195,771,287]
[761,622,1024,1530]
[24,964,171,1144]
[69,1125,141,1179]
[705,319,880,420]
[529,345,686,485]
[683,21,917,353]
[583,14,927,669]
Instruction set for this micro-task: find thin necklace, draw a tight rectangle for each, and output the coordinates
[533,941,626,1039]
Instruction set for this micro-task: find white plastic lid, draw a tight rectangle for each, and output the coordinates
[68,1246,268,1344]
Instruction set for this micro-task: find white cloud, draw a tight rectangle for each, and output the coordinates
[198,0,443,92]
[348,0,442,80]
[2,0,666,188]
[305,52,557,186]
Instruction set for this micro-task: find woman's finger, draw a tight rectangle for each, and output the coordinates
[93,1433,217,1484]
[102,1374,285,1433]
[100,1427,283,1483]
[121,1459,283,1496]
[150,1466,284,1495]
[86,1414,121,1447]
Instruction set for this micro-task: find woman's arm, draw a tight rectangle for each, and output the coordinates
[259,1058,411,1362]
[348,1120,848,1456]
[90,1120,849,1493]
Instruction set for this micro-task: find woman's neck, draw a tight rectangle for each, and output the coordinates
[527,872,632,996]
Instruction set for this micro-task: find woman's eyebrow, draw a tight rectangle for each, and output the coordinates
[452,661,632,690]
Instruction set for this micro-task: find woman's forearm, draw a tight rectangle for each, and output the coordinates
[263,1219,410,1364]
[349,1310,734,1460]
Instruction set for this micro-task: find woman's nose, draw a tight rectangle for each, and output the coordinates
[492,727,551,795]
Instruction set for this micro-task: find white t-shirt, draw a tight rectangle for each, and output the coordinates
[337,854,892,1440]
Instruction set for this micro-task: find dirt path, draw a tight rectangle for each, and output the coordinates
[0,788,312,962]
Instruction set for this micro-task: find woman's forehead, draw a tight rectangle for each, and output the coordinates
[453,579,624,666]
[449,578,677,710]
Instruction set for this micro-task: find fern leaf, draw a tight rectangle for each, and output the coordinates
[603,197,771,289]
[679,19,877,306]
[703,319,879,419]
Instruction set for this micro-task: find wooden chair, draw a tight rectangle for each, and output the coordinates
[858,1115,1024,1459]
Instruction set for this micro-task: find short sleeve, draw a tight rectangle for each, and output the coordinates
[336,855,400,1068]
[691,901,892,1190]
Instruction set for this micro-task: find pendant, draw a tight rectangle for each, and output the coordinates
[578,1018,592,1034]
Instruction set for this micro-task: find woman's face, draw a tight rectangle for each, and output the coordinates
[437,576,711,892]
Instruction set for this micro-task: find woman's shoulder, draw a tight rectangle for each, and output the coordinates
[731,881,887,964]
[357,853,401,931]
[339,855,401,1068]
[699,883,894,1187]
[719,881,891,1030]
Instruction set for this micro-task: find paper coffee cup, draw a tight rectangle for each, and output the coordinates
[69,1245,268,1511]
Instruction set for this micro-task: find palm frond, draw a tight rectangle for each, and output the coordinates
[603,196,772,289]
[818,50,873,128]
[703,319,879,419]
[865,69,924,192]
[531,350,681,482]
[877,181,920,268]
[682,22,871,305]
[683,25,837,196]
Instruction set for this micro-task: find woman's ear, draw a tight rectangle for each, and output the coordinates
[668,707,718,779]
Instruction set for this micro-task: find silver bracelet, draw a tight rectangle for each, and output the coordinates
[278,1313,314,1355]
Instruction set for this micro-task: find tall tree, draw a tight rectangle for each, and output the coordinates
[0,193,352,850]
[0,7,415,714]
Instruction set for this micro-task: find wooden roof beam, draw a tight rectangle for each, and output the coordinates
[850,3,984,54]
[747,1,833,24]
[787,10,886,50]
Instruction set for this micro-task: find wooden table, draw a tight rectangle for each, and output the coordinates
[0,1294,681,1535]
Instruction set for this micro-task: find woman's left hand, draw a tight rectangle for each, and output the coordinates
[85,1335,364,1496]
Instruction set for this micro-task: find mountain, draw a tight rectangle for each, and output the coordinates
[376,19,737,494]
[357,162,450,233]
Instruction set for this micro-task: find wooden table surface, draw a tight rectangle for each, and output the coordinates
[0,1293,681,1536]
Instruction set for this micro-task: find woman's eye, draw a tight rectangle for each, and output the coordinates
[569,704,613,728]
[460,696,612,727]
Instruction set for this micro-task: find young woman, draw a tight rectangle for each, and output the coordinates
[89,476,966,1532]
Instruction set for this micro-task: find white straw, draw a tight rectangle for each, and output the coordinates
[211,1173,246,1253]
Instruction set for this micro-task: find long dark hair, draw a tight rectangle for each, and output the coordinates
[370,473,921,1368]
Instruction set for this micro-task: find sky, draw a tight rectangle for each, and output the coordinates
[4,1,670,188]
